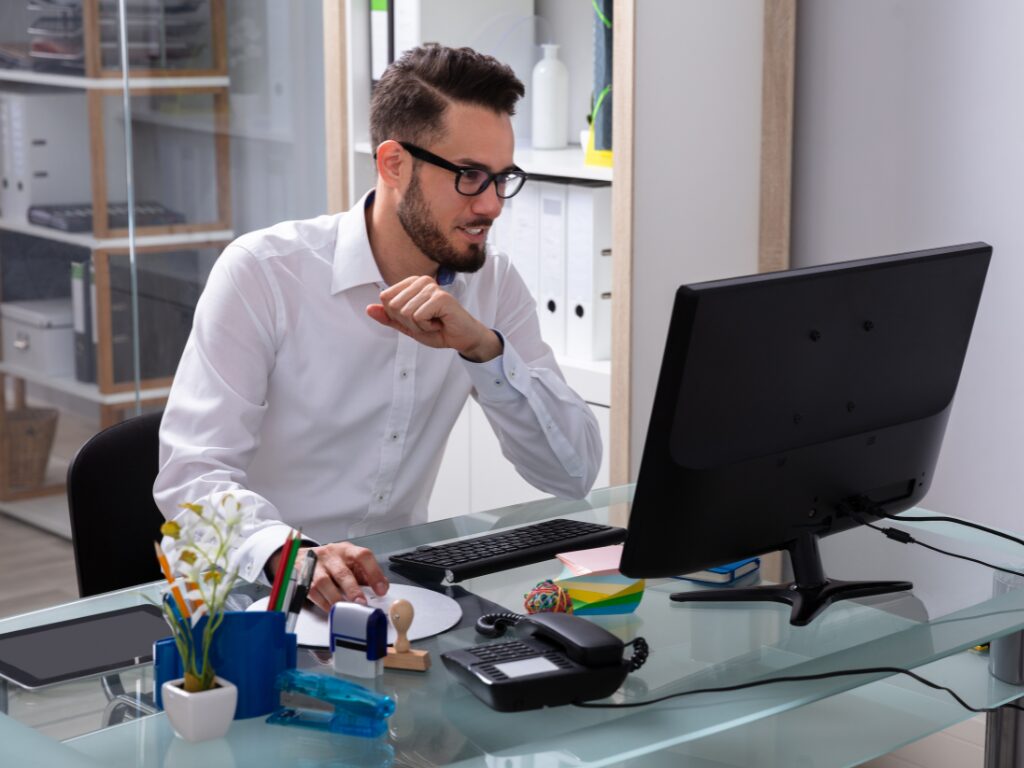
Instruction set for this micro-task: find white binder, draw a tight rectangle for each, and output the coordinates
[489,194,513,258]
[509,183,540,300]
[0,88,90,224]
[566,183,613,361]
[538,181,568,356]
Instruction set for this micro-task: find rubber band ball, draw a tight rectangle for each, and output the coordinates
[523,579,573,614]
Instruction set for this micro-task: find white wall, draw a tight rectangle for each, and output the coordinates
[630,2,765,472]
[792,1,1024,612]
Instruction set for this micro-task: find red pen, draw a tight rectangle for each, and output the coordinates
[267,529,297,611]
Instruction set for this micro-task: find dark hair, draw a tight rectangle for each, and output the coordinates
[370,45,525,149]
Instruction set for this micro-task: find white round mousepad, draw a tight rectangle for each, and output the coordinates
[246,583,462,648]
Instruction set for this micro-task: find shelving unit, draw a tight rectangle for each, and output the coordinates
[0,0,231,500]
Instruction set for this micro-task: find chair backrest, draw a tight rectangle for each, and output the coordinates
[67,411,166,597]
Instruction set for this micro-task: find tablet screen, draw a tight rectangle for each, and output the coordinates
[0,604,171,689]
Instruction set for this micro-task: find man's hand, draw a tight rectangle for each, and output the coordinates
[268,541,389,612]
[366,275,502,362]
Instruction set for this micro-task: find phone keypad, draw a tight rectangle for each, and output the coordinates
[469,641,537,663]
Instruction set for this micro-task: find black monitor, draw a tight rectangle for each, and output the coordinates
[619,243,992,626]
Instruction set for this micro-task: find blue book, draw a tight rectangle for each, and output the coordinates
[672,557,760,585]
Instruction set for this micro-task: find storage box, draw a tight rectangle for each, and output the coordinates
[108,252,202,384]
[1,298,74,377]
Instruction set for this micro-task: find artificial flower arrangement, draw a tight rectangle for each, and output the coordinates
[157,493,252,693]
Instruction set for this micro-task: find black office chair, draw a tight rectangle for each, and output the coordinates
[66,411,167,725]
[66,411,165,598]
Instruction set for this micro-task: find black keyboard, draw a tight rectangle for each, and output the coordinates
[388,518,626,582]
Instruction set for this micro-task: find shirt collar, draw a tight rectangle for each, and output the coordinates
[331,189,386,295]
[330,188,470,295]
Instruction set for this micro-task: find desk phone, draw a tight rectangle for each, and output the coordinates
[441,613,631,711]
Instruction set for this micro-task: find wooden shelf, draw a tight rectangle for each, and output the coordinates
[0,218,233,250]
[0,361,170,407]
[352,141,612,183]
[514,145,612,183]
[0,68,229,91]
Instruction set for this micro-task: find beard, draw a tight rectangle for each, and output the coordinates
[397,171,489,274]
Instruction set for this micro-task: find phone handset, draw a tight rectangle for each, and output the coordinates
[518,612,624,667]
[475,611,639,668]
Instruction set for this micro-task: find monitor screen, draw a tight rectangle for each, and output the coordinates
[619,242,991,625]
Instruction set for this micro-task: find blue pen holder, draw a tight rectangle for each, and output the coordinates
[154,610,297,719]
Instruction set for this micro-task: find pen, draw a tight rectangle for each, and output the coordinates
[268,529,298,612]
[154,541,191,618]
[266,528,294,614]
[286,550,318,633]
[277,529,304,613]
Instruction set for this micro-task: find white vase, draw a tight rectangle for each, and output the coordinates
[162,676,237,742]
[531,44,569,150]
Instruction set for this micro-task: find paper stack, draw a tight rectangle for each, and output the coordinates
[554,544,644,615]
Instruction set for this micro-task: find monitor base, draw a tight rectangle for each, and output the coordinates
[669,578,914,626]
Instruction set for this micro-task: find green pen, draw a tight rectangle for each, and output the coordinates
[275,531,303,612]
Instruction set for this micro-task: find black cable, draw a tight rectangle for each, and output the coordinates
[625,637,649,671]
[574,665,1024,713]
[855,515,1024,580]
[475,612,524,637]
[875,509,1024,549]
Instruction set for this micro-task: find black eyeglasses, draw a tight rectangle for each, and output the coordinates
[399,142,528,199]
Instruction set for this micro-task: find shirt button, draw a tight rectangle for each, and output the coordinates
[510,369,516,378]
[377,493,385,501]
[391,433,399,440]
[400,370,408,379]
[494,379,502,386]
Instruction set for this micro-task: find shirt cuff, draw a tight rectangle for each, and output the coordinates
[234,524,320,585]
[463,333,530,404]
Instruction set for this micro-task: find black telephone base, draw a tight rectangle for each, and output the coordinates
[441,637,630,712]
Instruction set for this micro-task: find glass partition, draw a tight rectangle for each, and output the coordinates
[0,0,326,610]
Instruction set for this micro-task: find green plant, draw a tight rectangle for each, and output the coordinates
[159,494,251,692]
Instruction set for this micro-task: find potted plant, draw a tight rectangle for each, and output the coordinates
[157,493,250,742]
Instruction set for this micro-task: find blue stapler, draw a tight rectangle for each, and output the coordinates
[267,669,396,738]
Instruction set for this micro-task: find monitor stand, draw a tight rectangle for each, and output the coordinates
[669,532,912,626]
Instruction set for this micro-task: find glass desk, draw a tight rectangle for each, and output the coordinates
[1,484,1023,767]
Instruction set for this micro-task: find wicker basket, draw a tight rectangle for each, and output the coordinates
[0,407,58,491]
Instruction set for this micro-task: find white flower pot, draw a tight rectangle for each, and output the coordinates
[162,676,237,742]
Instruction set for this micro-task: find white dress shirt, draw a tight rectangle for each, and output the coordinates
[154,190,602,583]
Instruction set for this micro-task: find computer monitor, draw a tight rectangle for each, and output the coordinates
[618,243,992,626]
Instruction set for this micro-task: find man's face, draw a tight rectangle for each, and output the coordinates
[396,102,515,273]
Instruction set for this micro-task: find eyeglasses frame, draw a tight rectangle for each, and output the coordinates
[395,141,528,199]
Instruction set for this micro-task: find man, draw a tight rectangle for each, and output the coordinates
[154,45,601,611]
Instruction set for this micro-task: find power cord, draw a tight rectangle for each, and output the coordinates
[841,496,1024,552]
[850,511,1024,580]
[574,665,1024,713]
[874,509,1024,549]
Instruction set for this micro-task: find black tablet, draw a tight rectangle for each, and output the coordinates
[0,604,171,689]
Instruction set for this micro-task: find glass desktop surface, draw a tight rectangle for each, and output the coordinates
[0,484,1020,767]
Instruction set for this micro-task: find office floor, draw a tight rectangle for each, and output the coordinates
[0,513,78,619]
